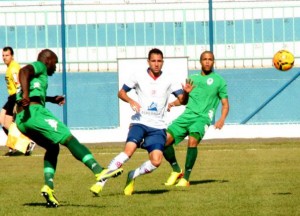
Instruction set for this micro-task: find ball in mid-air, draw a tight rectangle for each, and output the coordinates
[273,50,294,71]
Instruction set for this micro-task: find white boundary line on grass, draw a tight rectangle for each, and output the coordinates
[71,124,300,143]
[1,124,300,146]
[0,148,261,158]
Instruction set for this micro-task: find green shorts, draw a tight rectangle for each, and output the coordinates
[15,104,71,145]
[167,112,210,145]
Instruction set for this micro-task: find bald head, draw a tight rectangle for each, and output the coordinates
[37,49,58,76]
[37,49,57,62]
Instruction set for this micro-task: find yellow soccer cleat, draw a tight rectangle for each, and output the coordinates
[90,182,104,195]
[175,178,190,187]
[41,185,59,208]
[90,168,123,195]
[96,168,123,182]
[124,171,135,196]
[164,170,183,186]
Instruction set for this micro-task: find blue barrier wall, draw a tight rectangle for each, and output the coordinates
[1,66,299,129]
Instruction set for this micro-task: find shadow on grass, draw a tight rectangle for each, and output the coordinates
[131,189,170,195]
[190,179,229,185]
[23,203,48,207]
[96,189,170,197]
[23,202,107,208]
[272,192,292,195]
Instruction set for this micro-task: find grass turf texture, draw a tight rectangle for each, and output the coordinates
[0,138,300,216]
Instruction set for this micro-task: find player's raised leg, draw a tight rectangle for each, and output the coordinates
[90,152,129,195]
[63,136,123,192]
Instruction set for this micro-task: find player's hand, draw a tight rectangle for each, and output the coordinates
[19,97,30,107]
[130,101,141,112]
[54,95,65,106]
[214,119,225,129]
[182,78,195,93]
[167,102,175,112]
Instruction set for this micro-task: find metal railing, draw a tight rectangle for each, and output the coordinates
[0,0,299,72]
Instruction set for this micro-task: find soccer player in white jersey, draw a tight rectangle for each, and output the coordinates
[90,48,194,195]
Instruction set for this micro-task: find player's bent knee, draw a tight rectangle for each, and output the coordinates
[149,150,163,167]
[151,159,162,167]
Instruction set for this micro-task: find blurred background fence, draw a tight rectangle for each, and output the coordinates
[0,0,299,130]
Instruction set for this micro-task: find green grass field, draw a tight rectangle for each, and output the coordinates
[1,138,300,216]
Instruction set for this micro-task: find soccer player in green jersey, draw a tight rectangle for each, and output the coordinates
[15,49,123,207]
[163,51,229,187]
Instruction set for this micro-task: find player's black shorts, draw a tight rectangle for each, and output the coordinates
[3,94,16,116]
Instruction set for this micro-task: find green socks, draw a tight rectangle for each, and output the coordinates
[184,147,198,181]
[64,136,103,174]
[163,145,181,173]
[44,161,55,189]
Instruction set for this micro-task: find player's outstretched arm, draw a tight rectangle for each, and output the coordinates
[46,95,65,106]
[214,98,229,129]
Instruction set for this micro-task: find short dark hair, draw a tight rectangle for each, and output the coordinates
[148,48,163,60]
[200,50,214,61]
[3,46,14,55]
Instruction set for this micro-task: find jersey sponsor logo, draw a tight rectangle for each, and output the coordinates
[45,119,58,131]
[148,102,158,111]
[141,110,161,116]
[207,78,214,85]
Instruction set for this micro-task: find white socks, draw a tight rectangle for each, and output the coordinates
[108,152,129,170]
[131,160,157,179]
[108,153,157,179]
[100,154,157,188]
[99,152,129,187]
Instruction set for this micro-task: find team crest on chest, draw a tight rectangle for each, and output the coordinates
[207,78,214,85]
[33,82,41,89]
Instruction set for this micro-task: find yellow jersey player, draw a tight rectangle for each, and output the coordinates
[1,46,35,156]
